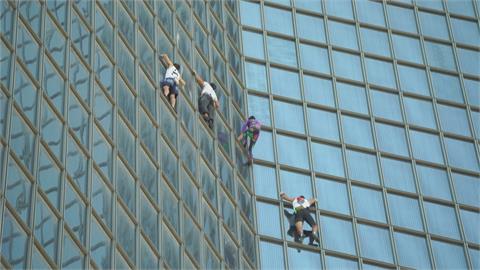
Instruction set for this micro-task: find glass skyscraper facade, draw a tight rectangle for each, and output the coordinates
[0,0,479,270]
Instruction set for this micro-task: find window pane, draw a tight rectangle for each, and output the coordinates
[438,104,471,136]
[277,135,310,170]
[92,171,112,228]
[325,256,358,269]
[425,41,456,71]
[346,150,380,185]
[424,202,461,239]
[90,218,111,269]
[245,62,267,92]
[332,50,363,82]
[6,157,32,224]
[10,111,35,173]
[325,0,353,19]
[34,197,59,261]
[253,130,274,162]
[431,71,464,103]
[273,100,305,133]
[432,240,468,269]
[450,17,480,46]
[41,101,63,160]
[321,216,356,255]
[265,6,293,36]
[416,165,451,201]
[240,1,261,28]
[356,0,385,27]
[410,130,444,164]
[387,4,417,33]
[392,34,423,64]
[308,108,339,141]
[394,232,432,269]
[381,157,416,192]
[14,66,38,125]
[254,165,277,199]
[342,116,374,149]
[270,67,300,99]
[397,64,430,96]
[403,97,437,129]
[280,170,312,199]
[453,172,480,208]
[419,11,449,39]
[337,82,368,115]
[243,31,264,60]
[260,241,285,269]
[360,27,390,57]
[287,247,322,269]
[38,149,62,210]
[357,224,393,263]
[352,186,386,223]
[1,210,28,269]
[312,142,345,178]
[267,36,297,67]
[457,47,480,76]
[365,58,396,89]
[329,20,357,50]
[387,194,423,231]
[461,209,480,244]
[257,202,281,238]
[376,123,409,157]
[297,14,325,43]
[303,75,335,107]
[316,178,350,215]
[465,78,480,107]
[370,90,402,122]
[444,137,479,172]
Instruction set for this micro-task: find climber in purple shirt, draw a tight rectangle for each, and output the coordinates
[237,116,261,165]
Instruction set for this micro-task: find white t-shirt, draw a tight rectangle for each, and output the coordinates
[164,66,180,82]
[292,197,310,210]
[201,82,218,102]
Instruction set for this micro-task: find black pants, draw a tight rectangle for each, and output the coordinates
[199,94,214,129]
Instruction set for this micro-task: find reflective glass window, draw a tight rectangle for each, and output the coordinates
[43,60,65,114]
[392,34,423,64]
[425,41,456,71]
[93,126,112,180]
[432,240,468,269]
[397,64,430,96]
[243,31,264,60]
[267,36,297,67]
[14,66,37,125]
[365,58,396,89]
[10,111,35,173]
[403,97,437,129]
[394,232,432,269]
[273,100,305,133]
[303,75,335,107]
[139,149,157,200]
[332,50,363,82]
[71,11,90,62]
[162,181,179,232]
[431,71,464,103]
[0,41,11,89]
[297,14,325,43]
[375,123,409,157]
[465,78,480,107]
[357,224,393,263]
[0,1,14,44]
[447,0,475,16]
[64,182,86,244]
[450,17,480,46]
[31,246,51,270]
[38,149,62,210]
[387,4,417,33]
[410,130,444,164]
[312,142,345,177]
[210,17,224,53]
[287,247,322,269]
[118,4,134,47]
[388,193,423,231]
[381,157,415,192]
[93,85,113,137]
[221,191,237,234]
[240,1,261,28]
[453,172,479,208]
[184,212,201,264]
[360,27,390,57]
[270,67,300,99]
[1,210,28,268]
[328,20,358,50]
[325,256,358,269]
[370,90,402,122]
[325,0,353,19]
[356,0,385,27]
[118,41,135,86]
[118,119,136,172]
[95,7,114,54]
[352,186,386,223]
[300,44,330,75]
[265,6,293,36]
[116,205,136,262]
[203,201,219,248]
[257,201,281,238]
[34,197,59,261]
[416,165,451,200]
[416,0,443,10]
[444,137,479,172]
[69,52,90,104]
[471,248,480,270]
[259,241,285,269]
[457,47,480,76]
[138,1,154,41]
[117,160,136,214]
[346,149,380,185]
[308,108,339,141]
[317,178,350,215]
[321,216,356,255]
[342,115,374,149]
[253,165,277,199]
[46,15,67,70]
[6,157,32,224]
[296,0,322,13]
[138,34,154,78]
[92,171,112,228]
[461,209,480,244]
[62,234,84,269]
[68,93,89,148]
[277,134,310,170]
[41,100,63,160]
[418,11,449,39]
[280,170,312,199]
[245,62,267,92]
[90,218,111,269]
[248,94,270,127]
[337,82,368,115]
[424,201,461,239]
[139,108,156,159]
[438,104,471,136]
[95,46,114,95]
[47,0,67,30]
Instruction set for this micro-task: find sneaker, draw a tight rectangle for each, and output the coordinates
[311,233,320,243]
[294,233,304,243]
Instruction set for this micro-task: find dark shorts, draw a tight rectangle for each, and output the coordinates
[294,208,316,227]
[198,94,214,116]
[161,78,178,97]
